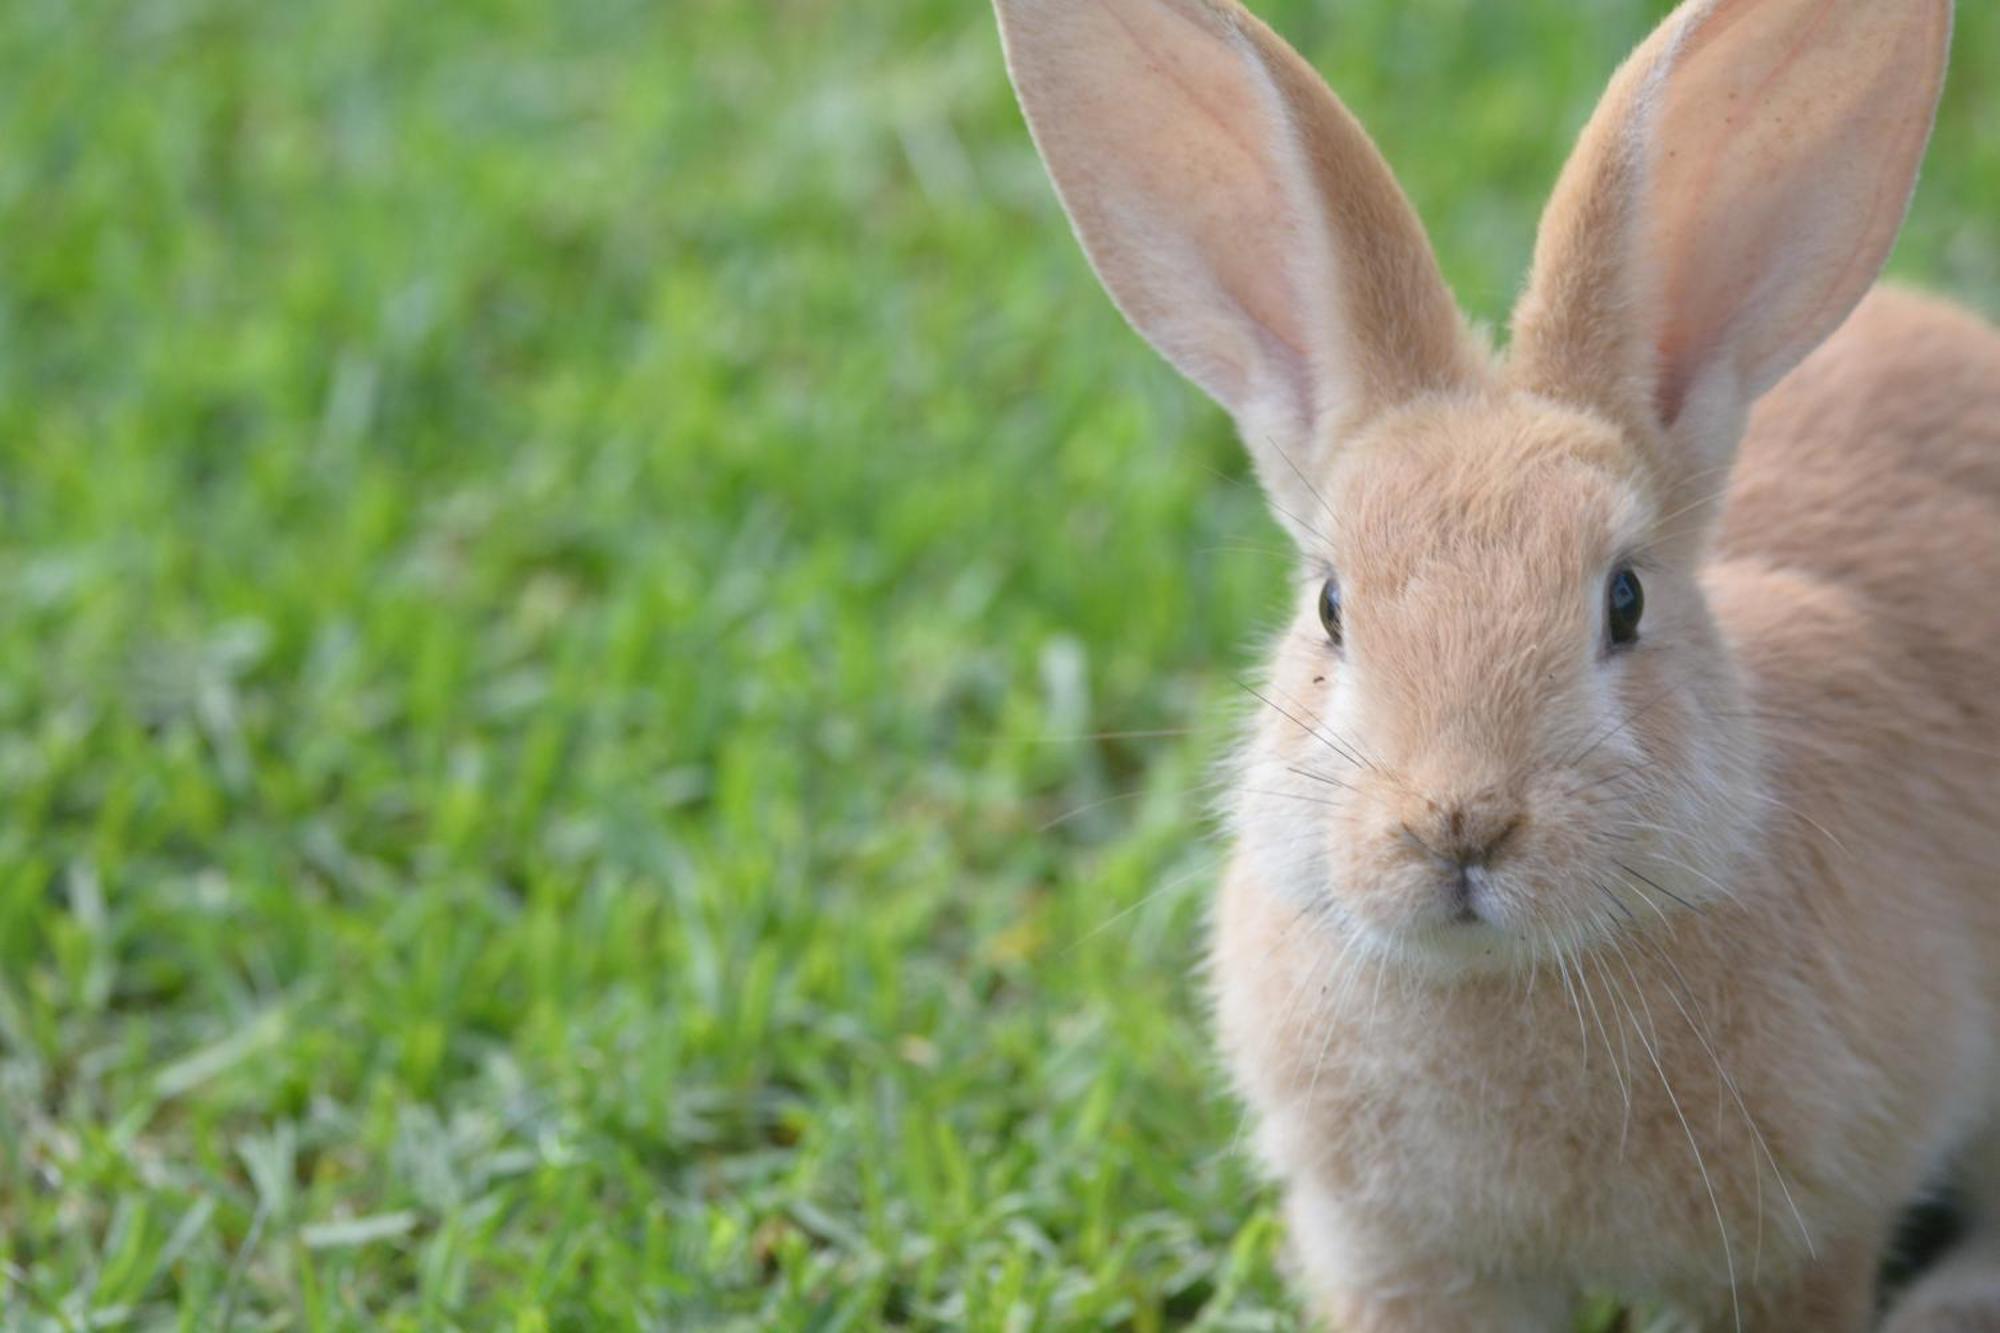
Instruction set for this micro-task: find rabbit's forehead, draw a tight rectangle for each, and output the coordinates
[1325,396,1645,595]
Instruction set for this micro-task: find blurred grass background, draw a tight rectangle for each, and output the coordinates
[0,0,1993,1327]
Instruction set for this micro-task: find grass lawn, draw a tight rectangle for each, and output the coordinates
[1,0,1995,1327]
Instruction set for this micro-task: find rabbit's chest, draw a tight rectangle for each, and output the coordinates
[1252,996,1781,1290]
[1313,1013,1652,1250]
[1214,887,1787,1282]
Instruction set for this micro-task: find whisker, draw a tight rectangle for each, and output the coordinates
[1615,839,1746,906]
[1197,542,1299,561]
[1644,469,1740,536]
[1060,847,1228,956]
[1614,859,1706,915]
[1304,938,1365,1109]
[1744,789,1852,861]
[1036,774,1233,832]
[1235,677,1375,774]
[1020,728,1198,743]
[1200,462,1339,552]
[1606,949,1742,1333]
[1241,787,1344,810]
[1580,944,1636,1155]
[1283,764,1354,792]
[1561,761,1649,801]
[1268,677,1384,773]
[1260,433,1347,542]
[1560,684,1683,770]
[1552,931,1591,1072]
[1619,913,1816,1263]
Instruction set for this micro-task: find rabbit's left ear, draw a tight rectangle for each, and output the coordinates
[1511,0,1953,490]
[994,0,1476,534]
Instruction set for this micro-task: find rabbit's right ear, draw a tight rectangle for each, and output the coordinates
[994,0,1476,533]
[1510,0,1952,505]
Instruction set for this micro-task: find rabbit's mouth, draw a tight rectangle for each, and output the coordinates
[1305,814,1688,980]
[1445,863,1493,926]
[1316,818,1755,982]
[1312,854,1564,979]
[1397,828,1520,928]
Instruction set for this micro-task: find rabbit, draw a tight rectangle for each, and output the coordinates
[991,0,2000,1328]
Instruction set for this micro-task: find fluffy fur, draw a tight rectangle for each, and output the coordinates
[995,0,2000,1326]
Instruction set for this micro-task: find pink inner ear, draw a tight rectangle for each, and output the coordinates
[1104,1,1317,364]
[1007,0,1328,421]
[999,0,1476,448]
[1649,0,1818,424]
[1643,0,1949,427]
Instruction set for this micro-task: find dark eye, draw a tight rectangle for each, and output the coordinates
[1318,577,1343,647]
[1606,567,1644,648]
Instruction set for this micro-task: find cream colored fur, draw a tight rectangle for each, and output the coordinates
[994,0,1997,1328]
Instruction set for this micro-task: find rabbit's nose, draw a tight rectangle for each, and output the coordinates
[1401,800,1525,871]
[1444,804,1525,868]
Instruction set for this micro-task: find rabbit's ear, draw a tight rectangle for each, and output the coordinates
[1511,0,1952,491]
[995,0,1475,529]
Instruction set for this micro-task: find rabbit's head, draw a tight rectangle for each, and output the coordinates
[995,0,1951,973]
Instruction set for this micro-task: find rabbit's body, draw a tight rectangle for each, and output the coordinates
[994,0,1995,1324]
[1214,288,2000,1328]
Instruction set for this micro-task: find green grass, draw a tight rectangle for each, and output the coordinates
[0,0,1994,1327]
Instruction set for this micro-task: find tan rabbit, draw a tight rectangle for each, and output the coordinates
[993,0,2000,1328]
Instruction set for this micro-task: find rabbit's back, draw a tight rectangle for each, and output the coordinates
[1720,287,2000,700]
[1711,286,2000,999]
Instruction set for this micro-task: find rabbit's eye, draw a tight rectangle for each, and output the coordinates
[1318,577,1343,647]
[1607,567,1643,648]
